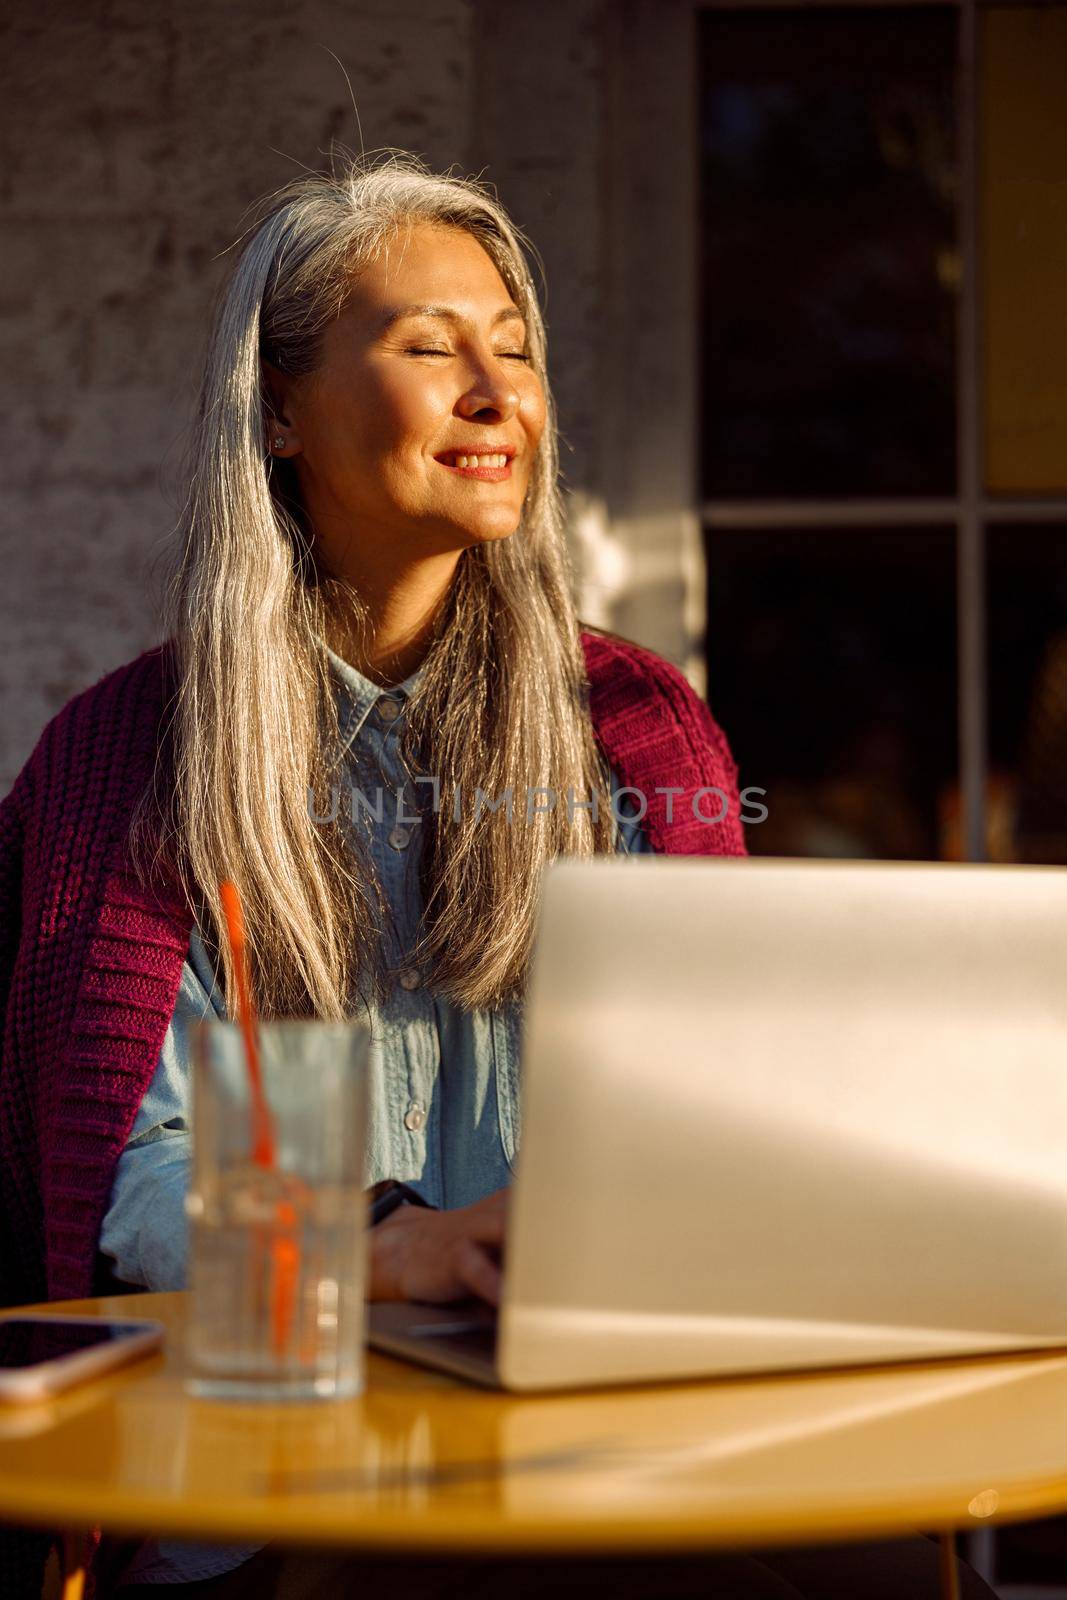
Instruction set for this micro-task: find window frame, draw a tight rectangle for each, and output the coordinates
[698,0,1067,861]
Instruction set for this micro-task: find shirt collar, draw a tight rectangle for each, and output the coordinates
[316,634,426,758]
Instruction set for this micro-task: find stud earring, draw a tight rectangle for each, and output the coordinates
[272,435,286,451]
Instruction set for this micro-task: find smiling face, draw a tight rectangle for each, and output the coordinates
[266,221,547,581]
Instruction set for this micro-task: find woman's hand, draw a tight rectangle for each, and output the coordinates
[369,1187,509,1307]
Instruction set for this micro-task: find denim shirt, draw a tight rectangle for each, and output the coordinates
[98,642,652,1586]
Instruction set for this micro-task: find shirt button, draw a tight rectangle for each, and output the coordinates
[404,1102,426,1132]
[388,825,411,850]
[377,697,402,723]
[399,967,421,991]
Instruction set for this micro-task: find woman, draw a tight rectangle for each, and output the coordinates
[0,153,993,1598]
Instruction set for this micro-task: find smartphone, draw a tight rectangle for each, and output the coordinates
[0,1315,165,1404]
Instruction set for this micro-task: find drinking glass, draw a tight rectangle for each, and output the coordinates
[186,1018,371,1400]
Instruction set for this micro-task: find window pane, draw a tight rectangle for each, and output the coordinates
[988,524,1067,861]
[705,525,957,859]
[981,5,1067,494]
[700,7,958,500]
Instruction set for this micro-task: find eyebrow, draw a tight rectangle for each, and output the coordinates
[377,303,528,333]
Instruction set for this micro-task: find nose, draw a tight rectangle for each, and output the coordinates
[455,356,520,424]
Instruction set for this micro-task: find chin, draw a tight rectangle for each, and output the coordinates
[417,507,522,554]
[470,520,519,545]
[448,516,521,550]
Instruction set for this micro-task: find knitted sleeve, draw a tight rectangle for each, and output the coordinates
[0,757,35,1310]
[1,648,197,1313]
[0,761,33,1048]
[581,628,749,857]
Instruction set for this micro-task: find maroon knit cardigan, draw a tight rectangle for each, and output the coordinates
[0,628,746,1313]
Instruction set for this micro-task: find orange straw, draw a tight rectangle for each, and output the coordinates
[218,879,298,1358]
[219,880,275,1168]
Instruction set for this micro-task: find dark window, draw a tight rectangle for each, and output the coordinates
[706,525,958,860]
[700,6,958,500]
[988,524,1067,863]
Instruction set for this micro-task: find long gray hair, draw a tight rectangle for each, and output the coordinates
[132,149,618,1021]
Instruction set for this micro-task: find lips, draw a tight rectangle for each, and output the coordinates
[433,448,517,467]
[433,451,514,482]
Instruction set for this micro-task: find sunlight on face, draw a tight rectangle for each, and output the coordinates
[277,221,547,578]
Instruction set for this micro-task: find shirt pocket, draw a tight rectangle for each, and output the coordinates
[491,1008,522,1172]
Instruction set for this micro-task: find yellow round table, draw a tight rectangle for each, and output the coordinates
[5,1292,1067,1596]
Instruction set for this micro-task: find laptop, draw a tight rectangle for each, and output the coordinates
[367,855,1067,1391]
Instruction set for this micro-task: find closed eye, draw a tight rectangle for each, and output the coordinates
[407,348,532,362]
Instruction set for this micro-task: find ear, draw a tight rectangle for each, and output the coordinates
[262,359,304,457]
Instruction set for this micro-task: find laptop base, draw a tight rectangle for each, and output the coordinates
[367,1300,501,1388]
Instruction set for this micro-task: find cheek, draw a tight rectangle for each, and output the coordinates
[310,364,442,468]
[521,385,548,449]
[370,363,450,449]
